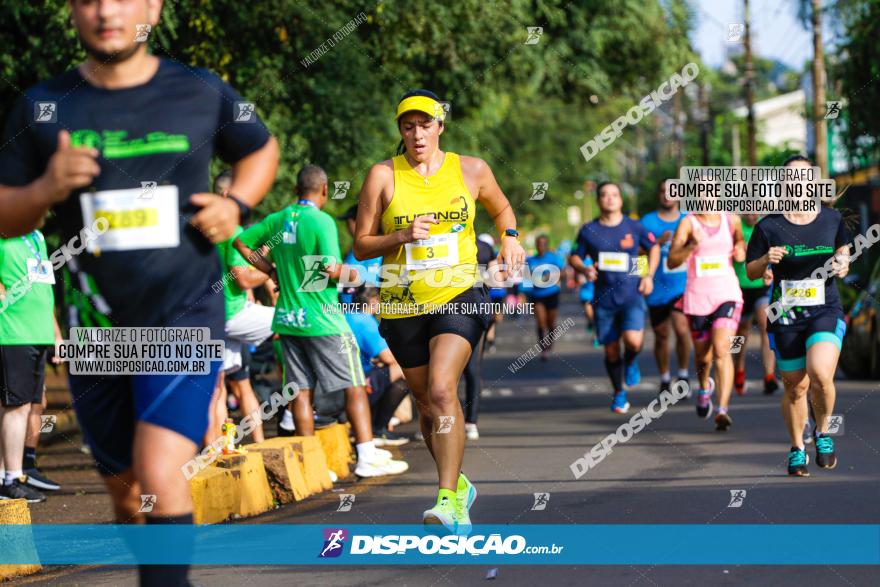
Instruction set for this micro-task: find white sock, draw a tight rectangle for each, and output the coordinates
[279,409,294,431]
[677,369,689,379]
[356,441,376,462]
[5,470,22,485]
[660,372,671,383]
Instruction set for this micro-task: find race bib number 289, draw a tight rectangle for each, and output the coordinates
[80,186,180,252]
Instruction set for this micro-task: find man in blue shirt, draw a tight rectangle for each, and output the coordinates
[526,235,566,361]
[640,180,691,397]
[345,287,410,446]
[571,182,660,413]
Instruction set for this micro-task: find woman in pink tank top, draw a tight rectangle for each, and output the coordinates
[668,212,745,431]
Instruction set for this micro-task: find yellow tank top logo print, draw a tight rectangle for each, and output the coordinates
[380,152,479,319]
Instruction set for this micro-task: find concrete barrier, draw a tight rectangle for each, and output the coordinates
[246,439,311,504]
[188,436,332,524]
[213,452,275,518]
[315,424,354,480]
[190,466,242,525]
[0,500,41,581]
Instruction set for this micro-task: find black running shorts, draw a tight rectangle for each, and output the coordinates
[379,287,492,369]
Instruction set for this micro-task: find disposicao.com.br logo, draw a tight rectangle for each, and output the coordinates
[318,528,564,557]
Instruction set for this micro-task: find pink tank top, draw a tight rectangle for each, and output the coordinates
[683,213,743,315]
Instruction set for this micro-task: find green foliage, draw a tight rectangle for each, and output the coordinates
[0,0,694,237]
[835,0,880,164]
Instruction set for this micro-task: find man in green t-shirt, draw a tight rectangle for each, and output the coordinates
[734,214,779,395]
[0,229,56,503]
[235,165,407,478]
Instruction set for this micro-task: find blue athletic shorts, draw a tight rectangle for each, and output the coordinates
[768,311,846,372]
[579,284,595,303]
[70,305,223,475]
[594,299,647,345]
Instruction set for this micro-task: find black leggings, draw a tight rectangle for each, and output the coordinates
[461,329,487,424]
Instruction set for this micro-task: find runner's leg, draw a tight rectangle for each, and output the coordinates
[671,309,691,378]
[711,325,736,412]
[805,341,839,434]
[755,301,777,380]
[652,315,672,383]
[426,333,472,491]
[780,368,810,449]
[403,366,432,456]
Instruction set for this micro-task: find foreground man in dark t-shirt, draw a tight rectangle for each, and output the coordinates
[0,1,279,585]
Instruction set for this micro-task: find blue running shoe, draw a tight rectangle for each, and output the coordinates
[788,447,810,476]
[624,359,641,387]
[611,391,630,414]
[815,434,837,469]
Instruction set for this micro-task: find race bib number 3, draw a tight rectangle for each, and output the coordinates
[780,279,824,307]
[597,252,629,273]
[80,186,180,252]
[405,234,459,270]
[695,255,727,277]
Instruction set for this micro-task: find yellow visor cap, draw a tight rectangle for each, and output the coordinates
[396,95,447,121]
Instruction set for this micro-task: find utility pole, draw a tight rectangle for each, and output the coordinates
[811,0,828,176]
[732,125,741,167]
[743,0,758,166]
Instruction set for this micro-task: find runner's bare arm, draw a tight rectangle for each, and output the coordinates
[190,136,280,243]
[463,157,525,271]
[831,244,850,278]
[747,246,787,280]
[647,242,660,277]
[353,162,437,260]
[731,215,746,262]
[0,130,100,237]
[230,265,269,290]
[666,218,695,268]
[234,238,275,276]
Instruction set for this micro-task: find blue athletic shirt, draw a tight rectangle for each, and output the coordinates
[340,250,382,303]
[526,252,564,298]
[640,210,687,306]
[344,312,389,375]
[573,216,654,309]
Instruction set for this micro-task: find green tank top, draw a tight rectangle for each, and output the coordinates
[735,221,765,289]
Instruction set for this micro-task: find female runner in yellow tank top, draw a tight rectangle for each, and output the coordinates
[354,90,525,534]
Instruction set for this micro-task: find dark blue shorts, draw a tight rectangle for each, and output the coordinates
[70,366,220,476]
[594,299,647,345]
[768,311,846,372]
[70,305,224,475]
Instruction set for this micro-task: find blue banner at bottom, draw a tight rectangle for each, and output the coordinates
[1,525,878,565]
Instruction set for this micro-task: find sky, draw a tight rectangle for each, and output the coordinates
[691,0,817,70]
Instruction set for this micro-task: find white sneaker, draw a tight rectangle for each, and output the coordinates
[375,447,393,460]
[465,423,480,440]
[355,455,409,478]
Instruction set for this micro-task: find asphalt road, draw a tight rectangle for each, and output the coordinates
[16,295,880,586]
